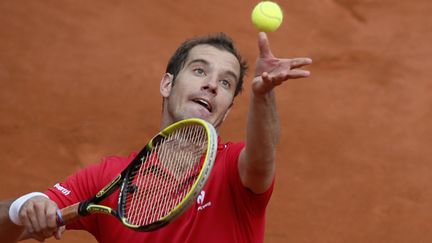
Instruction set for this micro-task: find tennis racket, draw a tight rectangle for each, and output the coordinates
[56,118,217,231]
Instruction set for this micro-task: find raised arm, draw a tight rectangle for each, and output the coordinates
[238,32,312,193]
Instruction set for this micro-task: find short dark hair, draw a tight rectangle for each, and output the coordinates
[166,33,248,97]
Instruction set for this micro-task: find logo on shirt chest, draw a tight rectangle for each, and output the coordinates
[196,190,212,211]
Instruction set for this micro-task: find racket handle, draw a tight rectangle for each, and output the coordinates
[56,202,80,226]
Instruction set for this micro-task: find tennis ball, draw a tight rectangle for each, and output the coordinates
[251,1,284,32]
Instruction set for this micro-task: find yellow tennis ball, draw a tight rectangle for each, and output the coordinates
[251,1,284,32]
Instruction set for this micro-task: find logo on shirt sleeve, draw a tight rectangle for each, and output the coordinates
[54,183,71,196]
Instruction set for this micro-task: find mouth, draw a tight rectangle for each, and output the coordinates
[192,98,213,113]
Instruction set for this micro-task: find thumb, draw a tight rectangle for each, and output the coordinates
[54,226,66,240]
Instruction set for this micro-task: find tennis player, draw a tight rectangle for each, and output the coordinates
[0,32,312,242]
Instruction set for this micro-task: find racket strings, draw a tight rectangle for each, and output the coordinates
[146,125,205,223]
[125,124,207,226]
[126,150,151,222]
[159,126,204,220]
[153,125,205,222]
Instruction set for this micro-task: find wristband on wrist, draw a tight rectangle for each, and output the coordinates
[8,192,48,225]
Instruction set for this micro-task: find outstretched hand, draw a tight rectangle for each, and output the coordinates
[252,32,312,95]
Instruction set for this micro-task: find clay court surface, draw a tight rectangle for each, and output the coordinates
[1,1,431,242]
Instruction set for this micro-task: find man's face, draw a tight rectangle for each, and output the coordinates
[161,44,241,128]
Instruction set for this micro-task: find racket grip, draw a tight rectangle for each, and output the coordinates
[56,202,80,226]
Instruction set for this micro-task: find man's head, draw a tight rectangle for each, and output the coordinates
[166,33,247,97]
[160,33,248,128]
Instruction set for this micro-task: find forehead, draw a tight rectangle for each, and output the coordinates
[185,44,241,77]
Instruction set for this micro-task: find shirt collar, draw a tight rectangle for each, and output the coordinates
[217,136,226,151]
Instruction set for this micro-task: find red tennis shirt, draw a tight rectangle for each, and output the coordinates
[45,141,274,243]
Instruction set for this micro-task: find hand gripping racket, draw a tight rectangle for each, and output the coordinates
[56,118,217,231]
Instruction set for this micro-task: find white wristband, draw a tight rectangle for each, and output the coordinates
[8,192,48,225]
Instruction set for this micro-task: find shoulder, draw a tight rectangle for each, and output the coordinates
[216,141,245,178]
[69,153,135,182]
[96,153,136,174]
[215,140,245,172]
[215,141,245,168]
[52,152,136,192]
[45,152,137,205]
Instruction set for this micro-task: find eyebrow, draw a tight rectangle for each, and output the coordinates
[187,58,239,82]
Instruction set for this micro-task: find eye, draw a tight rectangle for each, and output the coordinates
[193,68,206,76]
[219,79,231,89]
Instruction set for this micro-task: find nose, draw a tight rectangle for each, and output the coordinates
[202,76,218,95]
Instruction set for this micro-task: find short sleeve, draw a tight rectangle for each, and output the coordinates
[223,142,274,216]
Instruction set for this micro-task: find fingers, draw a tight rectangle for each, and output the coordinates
[254,34,312,94]
[287,69,311,78]
[21,198,43,232]
[18,196,62,241]
[269,57,312,81]
[55,226,66,240]
[261,68,310,86]
[44,203,61,239]
[258,32,274,58]
[26,229,46,242]
[20,201,37,233]
[269,69,310,81]
[45,203,58,228]
[290,58,313,69]
[286,58,312,79]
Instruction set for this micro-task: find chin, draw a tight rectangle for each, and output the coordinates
[186,110,212,120]
[189,114,215,125]
[173,109,217,125]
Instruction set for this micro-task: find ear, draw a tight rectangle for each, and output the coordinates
[160,73,174,98]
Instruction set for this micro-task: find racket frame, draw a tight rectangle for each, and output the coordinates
[118,118,218,231]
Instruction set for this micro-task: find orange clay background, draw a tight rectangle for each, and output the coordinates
[1,1,431,242]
